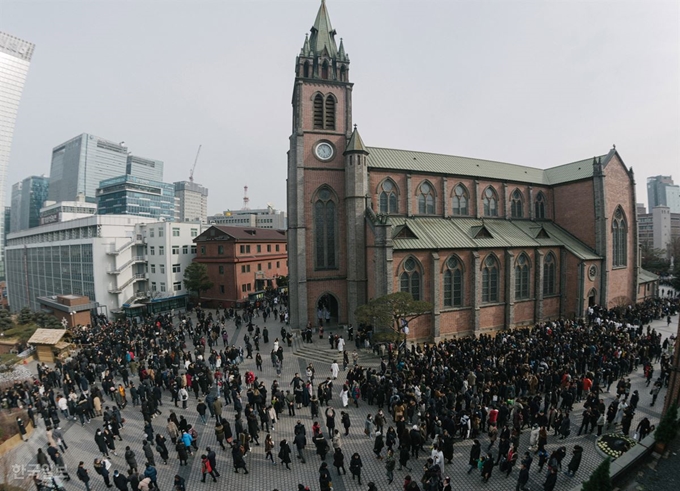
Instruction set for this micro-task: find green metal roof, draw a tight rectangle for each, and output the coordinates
[345,127,368,154]
[366,147,608,186]
[388,216,600,260]
[638,269,659,284]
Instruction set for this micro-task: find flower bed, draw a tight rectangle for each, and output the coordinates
[596,433,637,460]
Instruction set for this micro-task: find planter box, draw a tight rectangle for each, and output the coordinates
[0,420,33,455]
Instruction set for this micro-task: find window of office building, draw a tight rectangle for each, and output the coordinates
[150,264,155,273]
[173,281,182,291]
[172,228,180,237]
[172,264,181,273]
[159,246,165,255]
[160,282,166,292]
[160,264,165,274]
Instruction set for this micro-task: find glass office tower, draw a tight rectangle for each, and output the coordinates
[48,134,129,204]
[97,175,178,221]
[0,32,35,279]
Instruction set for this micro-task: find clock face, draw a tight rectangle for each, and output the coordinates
[315,142,334,161]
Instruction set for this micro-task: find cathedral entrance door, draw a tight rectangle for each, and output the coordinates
[317,293,339,327]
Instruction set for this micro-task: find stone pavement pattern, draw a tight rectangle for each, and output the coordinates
[8,309,679,491]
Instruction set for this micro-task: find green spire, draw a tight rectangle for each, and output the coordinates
[300,33,311,57]
[309,0,337,58]
[338,38,347,61]
[344,125,368,155]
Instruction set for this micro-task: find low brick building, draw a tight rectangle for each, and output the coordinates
[192,226,287,306]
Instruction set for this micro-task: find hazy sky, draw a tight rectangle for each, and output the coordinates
[2,0,678,214]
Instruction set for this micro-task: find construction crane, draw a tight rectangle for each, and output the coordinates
[189,144,202,182]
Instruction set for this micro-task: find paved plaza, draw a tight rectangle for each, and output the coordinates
[7,307,679,491]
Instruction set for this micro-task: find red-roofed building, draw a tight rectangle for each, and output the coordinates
[192,226,288,306]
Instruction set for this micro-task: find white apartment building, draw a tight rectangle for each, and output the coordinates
[144,222,201,300]
[5,216,204,315]
[208,206,287,229]
[174,181,208,223]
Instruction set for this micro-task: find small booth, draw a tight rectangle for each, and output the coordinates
[27,329,71,363]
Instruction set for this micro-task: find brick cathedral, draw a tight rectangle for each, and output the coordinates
[287,1,645,341]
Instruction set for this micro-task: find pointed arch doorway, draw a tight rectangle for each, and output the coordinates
[317,293,339,326]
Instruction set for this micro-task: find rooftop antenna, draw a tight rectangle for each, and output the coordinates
[189,144,202,182]
[242,185,250,210]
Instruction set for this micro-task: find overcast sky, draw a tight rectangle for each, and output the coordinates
[2,0,678,214]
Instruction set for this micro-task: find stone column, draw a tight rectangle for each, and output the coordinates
[559,249,568,319]
[472,252,481,332]
[432,252,440,340]
[535,249,544,323]
[529,186,534,221]
[505,250,515,328]
[406,175,413,217]
[475,181,481,219]
[503,183,509,220]
[442,178,448,218]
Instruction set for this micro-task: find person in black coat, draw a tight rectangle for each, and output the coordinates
[176,441,189,466]
[481,453,494,483]
[113,470,128,491]
[155,434,170,464]
[398,443,411,471]
[319,462,332,491]
[565,445,582,477]
[516,463,530,491]
[468,439,481,474]
[232,444,249,473]
[543,467,558,491]
[314,433,330,461]
[76,462,91,491]
[94,430,109,457]
[333,447,346,475]
[206,447,221,477]
[279,439,293,469]
[349,453,363,485]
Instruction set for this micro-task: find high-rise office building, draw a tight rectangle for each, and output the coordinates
[647,175,680,213]
[97,175,178,221]
[126,154,164,182]
[9,181,22,233]
[22,176,49,229]
[48,134,128,203]
[0,32,35,280]
[10,175,49,231]
[174,181,208,223]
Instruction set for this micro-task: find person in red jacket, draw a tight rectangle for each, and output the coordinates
[201,454,218,483]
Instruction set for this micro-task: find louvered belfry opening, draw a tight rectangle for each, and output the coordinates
[324,96,335,130]
[313,94,324,129]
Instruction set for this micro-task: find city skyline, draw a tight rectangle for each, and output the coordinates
[1,1,678,214]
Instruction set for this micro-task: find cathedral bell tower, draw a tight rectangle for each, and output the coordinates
[287,0,367,329]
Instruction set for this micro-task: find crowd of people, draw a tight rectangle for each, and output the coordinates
[17,290,679,491]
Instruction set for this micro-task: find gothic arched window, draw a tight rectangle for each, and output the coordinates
[510,189,524,218]
[418,182,435,214]
[543,252,557,296]
[612,207,627,267]
[452,184,469,216]
[515,253,530,300]
[400,257,421,300]
[313,94,324,129]
[314,187,337,270]
[444,255,464,307]
[321,60,329,80]
[378,180,398,214]
[535,192,546,219]
[482,255,499,303]
[324,96,336,130]
[482,187,498,217]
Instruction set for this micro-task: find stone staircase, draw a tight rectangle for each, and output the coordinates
[291,333,382,367]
